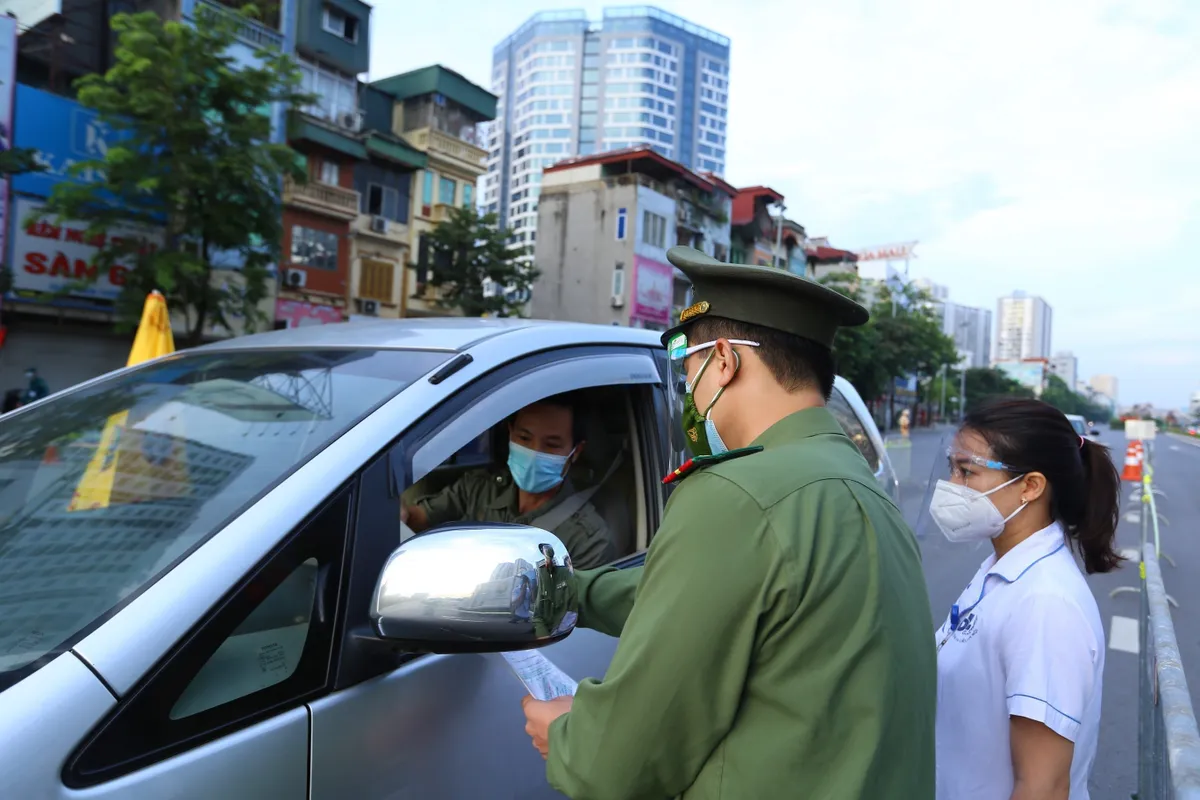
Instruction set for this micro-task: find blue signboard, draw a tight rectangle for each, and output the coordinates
[12,84,131,199]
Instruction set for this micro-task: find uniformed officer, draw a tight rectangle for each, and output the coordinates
[401,392,615,569]
[521,246,937,799]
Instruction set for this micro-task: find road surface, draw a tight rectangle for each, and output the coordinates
[896,426,1200,799]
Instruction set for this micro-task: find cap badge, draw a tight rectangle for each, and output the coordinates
[679,300,710,323]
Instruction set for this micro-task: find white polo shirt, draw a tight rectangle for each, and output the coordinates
[935,522,1105,800]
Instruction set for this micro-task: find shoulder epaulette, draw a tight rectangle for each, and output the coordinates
[661,446,764,485]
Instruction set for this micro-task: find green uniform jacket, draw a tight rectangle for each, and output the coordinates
[545,407,936,800]
[416,470,615,569]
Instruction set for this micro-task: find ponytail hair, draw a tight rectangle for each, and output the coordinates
[963,399,1123,574]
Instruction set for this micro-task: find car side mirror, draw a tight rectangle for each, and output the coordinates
[1090,430,1101,437]
[369,523,578,653]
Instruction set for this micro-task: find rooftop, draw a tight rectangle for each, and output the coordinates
[372,65,498,122]
[731,186,785,226]
[544,146,718,194]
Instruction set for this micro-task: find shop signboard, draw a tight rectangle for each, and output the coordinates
[275,299,343,328]
[630,255,672,327]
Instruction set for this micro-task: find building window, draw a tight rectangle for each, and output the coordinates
[322,6,358,42]
[612,264,625,297]
[462,183,473,208]
[641,210,667,249]
[290,225,339,271]
[439,176,456,204]
[365,183,400,219]
[616,207,627,240]
[298,57,357,122]
[423,171,434,205]
[319,160,339,185]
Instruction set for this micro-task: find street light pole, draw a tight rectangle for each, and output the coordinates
[939,363,947,422]
[959,364,967,422]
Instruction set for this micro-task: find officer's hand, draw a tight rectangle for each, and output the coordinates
[521,695,573,759]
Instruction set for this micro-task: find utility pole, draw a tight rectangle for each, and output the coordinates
[959,361,967,422]
[939,363,947,422]
[773,202,786,269]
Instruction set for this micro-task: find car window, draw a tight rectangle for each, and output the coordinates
[402,384,643,569]
[827,388,881,471]
[1067,417,1087,436]
[0,347,447,690]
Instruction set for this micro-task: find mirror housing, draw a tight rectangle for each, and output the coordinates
[1090,429,1101,437]
[369,523,578,654]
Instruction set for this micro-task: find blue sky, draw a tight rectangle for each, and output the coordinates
[371,0,1200,410]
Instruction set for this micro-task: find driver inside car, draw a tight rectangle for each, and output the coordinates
[401,393,616,569]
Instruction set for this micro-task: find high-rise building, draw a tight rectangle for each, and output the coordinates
[1090,374,1119,406]
[485,6,731,247]
[939,302,993,369]
[1049,351,1078,390]
[994,291,1052,362]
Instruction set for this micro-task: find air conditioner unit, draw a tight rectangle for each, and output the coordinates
[284,268,306,288]
[358,298,379,316]
[370,216,388,234]
[337,110,363,132]
[611,295,625,308]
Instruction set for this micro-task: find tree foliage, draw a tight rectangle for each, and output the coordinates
[425,205,539,317]
[37,7,311,346]
[1040,373,1111,421]
[819,272,960,407]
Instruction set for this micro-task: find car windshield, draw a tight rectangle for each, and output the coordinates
[0,347,448,685]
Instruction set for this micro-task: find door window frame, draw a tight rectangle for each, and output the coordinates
[333,345,664,690]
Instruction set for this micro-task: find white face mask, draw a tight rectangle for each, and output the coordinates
[928,474,1028,543]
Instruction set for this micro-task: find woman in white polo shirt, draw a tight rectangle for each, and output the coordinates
[929,398,1121,800]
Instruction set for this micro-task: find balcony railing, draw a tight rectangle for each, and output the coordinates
[406,127,488,173]
[197,0,285,50]
[283,178,359,220]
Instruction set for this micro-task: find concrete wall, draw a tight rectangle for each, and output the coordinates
[532,180,636,326]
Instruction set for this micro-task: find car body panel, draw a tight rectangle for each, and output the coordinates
[0,653,115,800]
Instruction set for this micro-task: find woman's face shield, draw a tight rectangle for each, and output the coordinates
[913,430,1021,539]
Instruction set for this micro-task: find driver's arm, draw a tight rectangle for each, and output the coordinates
[402,471,488,533]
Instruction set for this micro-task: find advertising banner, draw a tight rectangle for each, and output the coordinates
[9,196,163,302]
[275,299,343,328]
[631,255,672,327]
[12,83,128,200]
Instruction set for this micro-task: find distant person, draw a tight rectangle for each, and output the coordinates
[23,367,49,403]
[930,399,1119,800]
[401,393,614,569]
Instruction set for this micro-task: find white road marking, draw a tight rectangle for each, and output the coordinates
[1124,511,1141,524]
[1110,616,1140,654]
[1120,547,1140,561]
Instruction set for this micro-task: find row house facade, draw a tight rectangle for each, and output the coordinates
[531,147,734,332]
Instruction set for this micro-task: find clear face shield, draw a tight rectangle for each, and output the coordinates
[665,330,760,470]
[913,431,1024,541]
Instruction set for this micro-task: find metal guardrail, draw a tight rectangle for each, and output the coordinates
[1119,444,1200,799]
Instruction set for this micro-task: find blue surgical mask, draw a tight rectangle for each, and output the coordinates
[508,441,575,494]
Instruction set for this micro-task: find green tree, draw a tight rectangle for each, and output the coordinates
[960,367,1034,412]
[36,7,311,346]
[425,205,540,317]
[819,272,959,424]
[1040,373,1110,421]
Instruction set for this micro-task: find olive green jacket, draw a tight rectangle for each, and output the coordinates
[545,407,936,800]
[417,470,614,569]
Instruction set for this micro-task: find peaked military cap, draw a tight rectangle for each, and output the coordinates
[661,246,870,350]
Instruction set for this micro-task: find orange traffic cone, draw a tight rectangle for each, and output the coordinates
[42,445,59,464]
[1121,442,1143,482]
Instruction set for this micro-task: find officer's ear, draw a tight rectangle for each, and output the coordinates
[710,338,740,387]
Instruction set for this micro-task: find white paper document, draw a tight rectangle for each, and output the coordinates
[501,649,578,701]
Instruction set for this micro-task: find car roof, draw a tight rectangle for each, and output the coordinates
[1065,413,1085,420]
[191,317,663,354]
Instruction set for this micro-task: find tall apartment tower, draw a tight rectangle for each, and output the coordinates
[994,291,1053,362]
[483,6,731,247]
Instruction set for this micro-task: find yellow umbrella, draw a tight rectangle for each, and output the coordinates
[68,291,180,511]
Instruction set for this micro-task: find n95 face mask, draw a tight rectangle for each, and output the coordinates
[928,475,1027,543]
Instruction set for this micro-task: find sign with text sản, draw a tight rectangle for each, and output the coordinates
[10,197,164,301]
